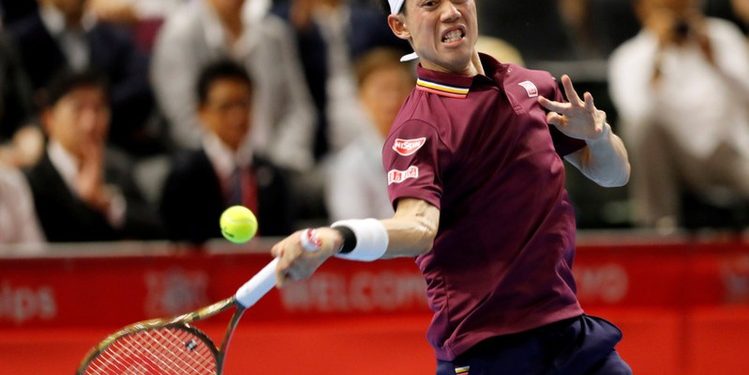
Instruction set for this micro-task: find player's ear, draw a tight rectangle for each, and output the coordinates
[387,14,411,41]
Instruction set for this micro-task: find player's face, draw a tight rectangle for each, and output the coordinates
[397,0,479,75]
[199,78,253,152]
[44,86,110,159]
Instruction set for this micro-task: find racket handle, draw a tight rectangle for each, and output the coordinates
[235,231,321,308]
[234,257,280,308]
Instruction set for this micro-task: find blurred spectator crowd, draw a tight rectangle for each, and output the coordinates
[1,0,749,246]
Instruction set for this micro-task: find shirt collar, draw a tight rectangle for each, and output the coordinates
[202,132,253,181]
[47,141,79,193]
[200,0,261,57]
[39,4,95,36]
[415,53,504,98]
[40,5,66,36]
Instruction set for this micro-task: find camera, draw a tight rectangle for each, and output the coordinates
[674,18,691,39]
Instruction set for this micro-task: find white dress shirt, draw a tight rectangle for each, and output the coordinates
[325,129,393,221]
[609,18,749,160]
[152,0,316,170]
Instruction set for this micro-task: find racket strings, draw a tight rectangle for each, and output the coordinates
[82,326,218,374]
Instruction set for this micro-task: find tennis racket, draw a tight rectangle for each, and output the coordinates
[76,257,280,375]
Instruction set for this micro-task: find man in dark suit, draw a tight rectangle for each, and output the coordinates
[7,0,156,154]
[160,60,294,244]
[24,69,164,242]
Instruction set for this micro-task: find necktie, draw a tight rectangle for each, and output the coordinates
[226,167,243,206]
[226,167,259,217]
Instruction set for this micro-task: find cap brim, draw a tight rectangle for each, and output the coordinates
[400,52,419,62]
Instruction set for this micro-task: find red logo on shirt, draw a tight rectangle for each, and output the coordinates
[518,80,538,98]
[387,166,419,185]
[392,138,427,156]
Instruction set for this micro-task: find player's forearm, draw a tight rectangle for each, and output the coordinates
[317,217,435,260]
[379,215,438,258]
[574,123,631,187]
[379,198,440,258]
[319,199,439,260]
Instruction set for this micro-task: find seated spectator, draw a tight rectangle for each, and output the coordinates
[86,0,194,52]
[7,0,156,154]
[273,0,408,157]
[0,165,44,245]
[609,0,749,229]
[24,69,164,242]
[160,60,294,244]
[152,0,315,172]
[325,48,414,221]
[0,125,44,168]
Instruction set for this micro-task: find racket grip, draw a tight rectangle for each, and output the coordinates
[234,257,280,308]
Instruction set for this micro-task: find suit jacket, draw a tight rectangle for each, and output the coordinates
[8,11,154,150]
[24,152,164,242]
[160,149,294,244]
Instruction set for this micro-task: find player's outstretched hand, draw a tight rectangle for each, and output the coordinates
[271,228,343,287]
[538,74,608,142]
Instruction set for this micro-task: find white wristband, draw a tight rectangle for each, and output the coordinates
[331,219,389,262]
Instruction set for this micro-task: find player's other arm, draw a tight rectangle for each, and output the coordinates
[564,123,630,188]
[272,198,439,287]
[538,75,630,188]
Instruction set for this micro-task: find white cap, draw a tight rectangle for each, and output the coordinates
[388,0,405,14]
[400,52,419,62]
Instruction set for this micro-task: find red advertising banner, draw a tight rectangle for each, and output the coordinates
[2,240,749,328]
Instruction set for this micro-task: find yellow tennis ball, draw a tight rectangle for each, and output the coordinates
[220,206,258,244]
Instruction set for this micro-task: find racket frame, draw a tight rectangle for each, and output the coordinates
[76,296,246,375]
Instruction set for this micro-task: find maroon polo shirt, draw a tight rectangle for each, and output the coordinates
[382,54,586,361]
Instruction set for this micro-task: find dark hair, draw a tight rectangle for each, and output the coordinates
[43,69,109,108]
[196,59,253,106]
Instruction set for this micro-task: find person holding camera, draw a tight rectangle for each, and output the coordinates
[609,0,749,229]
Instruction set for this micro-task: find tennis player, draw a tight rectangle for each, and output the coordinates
[272,0,632,373]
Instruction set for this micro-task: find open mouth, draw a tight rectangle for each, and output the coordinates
[441,27,466,43]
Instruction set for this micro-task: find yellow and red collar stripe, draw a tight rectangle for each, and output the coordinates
[416,78,470,99]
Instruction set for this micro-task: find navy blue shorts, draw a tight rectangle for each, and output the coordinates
[436,315,632,375]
